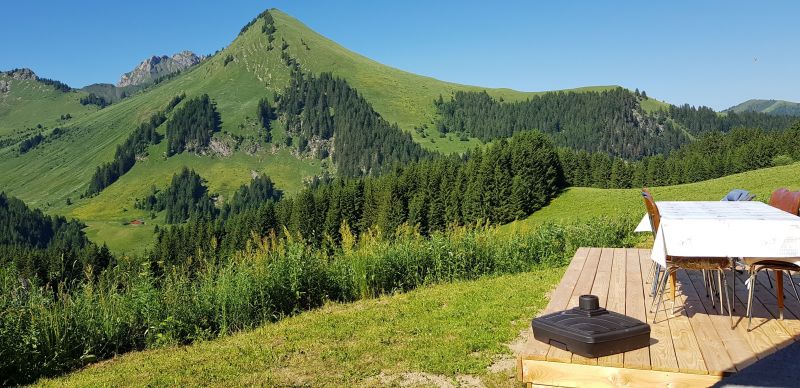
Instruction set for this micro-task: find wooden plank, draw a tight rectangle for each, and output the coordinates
[597,248,627,368]
[647,256,709,374]
[636,250,679,373]
[673,269,735,374]
[520,247,591,360]
[753,270,800,320]
[547,247,603,363]
[759,270,800,319]
[747,271,800,342]
[728,267,792,352]
[622,249,650,370]
[520,359,721,387]
[684,269,758,370]
[572,247,615,366]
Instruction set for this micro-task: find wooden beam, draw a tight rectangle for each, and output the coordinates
[520,359,722,387]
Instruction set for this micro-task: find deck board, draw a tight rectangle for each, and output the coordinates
[674,269,734,374]
[636,251,679,373]
[622,249,651,370]
[518,247,800,387]
[547,247,602,363]
[596,248,627,368]
[524,247,591,361]
[684,269,758,370]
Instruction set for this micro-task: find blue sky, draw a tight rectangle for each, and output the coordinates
[2,1,797,110]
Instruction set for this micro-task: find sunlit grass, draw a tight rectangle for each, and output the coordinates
[503,162,800,232]
[37,268,561,387]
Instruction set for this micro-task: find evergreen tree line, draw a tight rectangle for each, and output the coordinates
[85,113,166,196]
[148,131,563,270]
[18,133,43,154]
[85,94,186,196]
[166,92,186,111]
[16,127,65,155]
[262,9,276,36]
[435,89,798,159]
[559,123,800,188]
[668,104,797,135]
[238,9,273,36]
[275,69,430,176]
[37,77,72,92]
[0,192,112,287]
[165,94,221,156]
[435,88,686,158]
[256,97,275,142]
[135,168,218,224]
[79,93,110,108]
[148,175,283,271]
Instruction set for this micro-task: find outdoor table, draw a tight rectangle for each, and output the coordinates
[635,201,800,315]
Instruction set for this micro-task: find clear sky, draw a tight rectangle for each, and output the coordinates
[2,1,797,110]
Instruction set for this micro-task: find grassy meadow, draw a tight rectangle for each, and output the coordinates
[504,161,800,231]
[0,75,97,138]
[37,269,560,387]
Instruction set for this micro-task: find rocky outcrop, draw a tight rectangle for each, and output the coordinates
[3,68,38,81]
[117,51,202,87]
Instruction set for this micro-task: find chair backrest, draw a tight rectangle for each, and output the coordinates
[641,188,661,233]
[769,188,800,215]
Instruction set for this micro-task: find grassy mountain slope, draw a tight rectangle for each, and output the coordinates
[0,9,623,253]
[725,99,800,116]
[504,161,800,232]
[38,268,559,387]
[0,14,316,252]
[0,73,97,138]
[270,9,617,153]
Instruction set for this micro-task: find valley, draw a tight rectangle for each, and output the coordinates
[1,5,799,386]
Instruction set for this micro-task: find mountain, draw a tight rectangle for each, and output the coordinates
[0,9,794,254]
[0,68,98,140]
[117,50,203,87]
[725,99,800,116]
[0,10,588,213]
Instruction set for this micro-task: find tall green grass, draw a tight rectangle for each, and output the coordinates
[0,217,637,385]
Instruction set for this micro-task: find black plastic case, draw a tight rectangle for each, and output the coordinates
[531,295,651,358]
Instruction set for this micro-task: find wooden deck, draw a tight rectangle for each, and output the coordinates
[517,247,800,387]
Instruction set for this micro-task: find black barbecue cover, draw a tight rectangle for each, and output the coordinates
[531,295,650,358]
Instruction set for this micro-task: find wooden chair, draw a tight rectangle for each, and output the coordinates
[746,188,800,330]
[642,189,715,300]
[642,190,733,326]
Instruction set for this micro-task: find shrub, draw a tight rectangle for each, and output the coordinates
[0,217,635,384]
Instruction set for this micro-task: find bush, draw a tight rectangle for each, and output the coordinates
[0,217,635,384]
[772,154,793,166]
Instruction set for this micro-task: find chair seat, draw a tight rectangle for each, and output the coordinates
[749,260,800,271]
[666,256,730,270]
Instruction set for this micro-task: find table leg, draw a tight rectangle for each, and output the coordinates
[777,270,784,320]
[670,272,676,302]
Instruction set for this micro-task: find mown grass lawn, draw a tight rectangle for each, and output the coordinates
[39,268,562,387]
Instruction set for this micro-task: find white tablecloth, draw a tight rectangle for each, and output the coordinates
[635,201,800,267]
